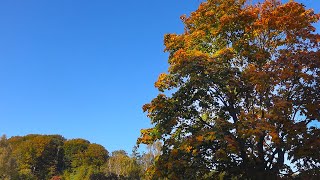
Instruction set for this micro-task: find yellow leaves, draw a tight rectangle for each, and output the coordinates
[204,132,216,141]
[169,49,187,71]
[137,128,159,145]
[196,135,204,142]
[164,34,184,52]
[219,14,234,25]
[172,49,187,60]
[205,10,215,17]
[173,49,206,62]
[180,144,193,153]
[190,30,206,39]
[154,73,167,90]
[213,47,235,59]
[255,0,318,35]
[143,94,167,114]
[185,145,193,153]
[192,149,198,156]
[154,73,177,92]
[193,50,205,57]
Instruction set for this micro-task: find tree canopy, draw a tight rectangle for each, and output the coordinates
[1,134,156,180]
[139,0,320,179]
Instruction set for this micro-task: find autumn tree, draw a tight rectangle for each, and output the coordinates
[0,135,18,180]
[63,138,91,169]
[1,134,140,179]
[63,139,109,179]
[139,0,320,179]
[9,134,65,179]
[103,150,141,179]
[85,143,109,167]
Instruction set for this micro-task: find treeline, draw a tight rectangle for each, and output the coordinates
[0,134,160,180]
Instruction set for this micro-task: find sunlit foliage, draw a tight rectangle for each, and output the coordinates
[139,0,320,179]
[2,134,146,180]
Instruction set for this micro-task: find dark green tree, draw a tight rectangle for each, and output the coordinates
[63,138,90,169]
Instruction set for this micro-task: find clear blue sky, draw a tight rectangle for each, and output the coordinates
[0,0,319,154]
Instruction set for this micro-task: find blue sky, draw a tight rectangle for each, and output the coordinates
[0,0,200,153]
[0,0,319,154]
